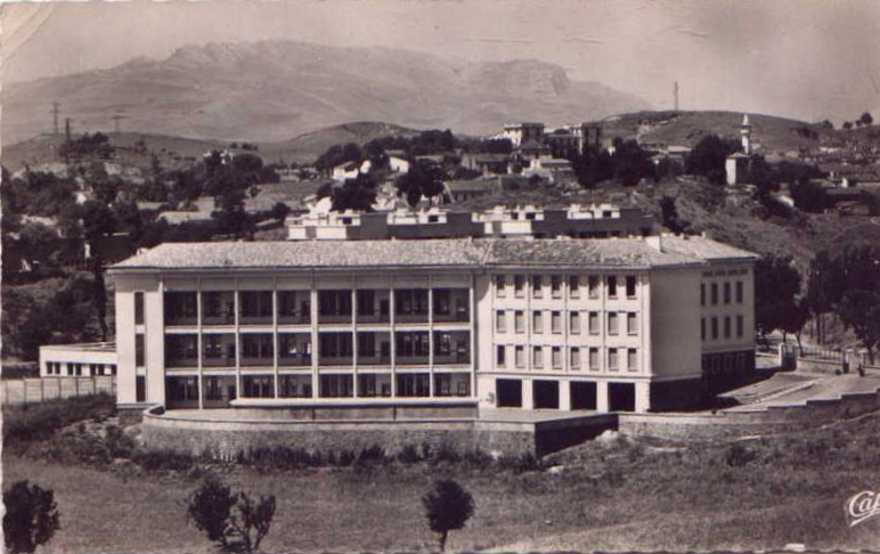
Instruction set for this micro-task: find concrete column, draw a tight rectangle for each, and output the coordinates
[310,278,319,398]
[558,378,571,411]
[196,278,204,409]
[635,381,651,413]
[272,280,279,399]
[597,380,609,412]
[351,278,358,397]
[522,378,534,409]
[389,283,396,397]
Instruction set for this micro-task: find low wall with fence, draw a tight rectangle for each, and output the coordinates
[776,344,879,374]
[1,376,116,405]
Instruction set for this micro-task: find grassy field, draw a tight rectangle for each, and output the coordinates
[6,405,880,553]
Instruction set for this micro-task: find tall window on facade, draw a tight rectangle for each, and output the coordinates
[495,310,506,333]
[320,290,353,318]
[551,346,562,369]
[625,276,637,298]
[723,282,731,304]
[701,318,706,341]
[570,347,581,370]
[434,373,470,397]
[736,281,744,303]
[589,347,599,371]
[607,276,618,298]
[134,292,144,325]
[532,275,543,298]
[320,374,353,398]
[588,312,600,335]
[724,316,731,338]
[514,276,525,298]
[627,313,638,335]
[135,333,145,367]
[496,345,506,368]
[278,291,310,324]
[551,311,562,334]
[608,313,619,335]
[514,311,525,334]
[533,346,543,369]
[737,315,744,338]
[164,291,197,325]
[396,373,430,397]
[711,283,719,305]
[551,276,562,298]
[569,276,580,298]
[700,283,705,306]
[240,291,273,322]
[711,317,719,340]
[588,276,600,298]
[515,346,525,368]
[495,275,506,298]
[356,290,375,317]
[136,376,146,402]
[627,348,638,371]
[532,311,543,333]
[570,311,581,334]
[608,348,619,371]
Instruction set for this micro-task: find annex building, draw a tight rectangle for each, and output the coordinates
[108,235,757,418]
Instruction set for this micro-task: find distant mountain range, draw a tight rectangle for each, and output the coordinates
[2,40,651,145]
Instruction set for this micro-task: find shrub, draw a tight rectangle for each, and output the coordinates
[132,448,194,472]
[463,448,493,469]
[422,479,475,551]
[186,476,236,547]
[725,443,757,467]
[431,443,461,465]
[3,480,60,553]
[356,445,388,466]
[3,393,115,447]
[397,444,422,464]
[186,476,276,553]
[337,450,356,467]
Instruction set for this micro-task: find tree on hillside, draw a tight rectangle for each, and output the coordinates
[331,173,377,212]
[396,159,445,207]
[790,178,827,213]
[80,200,118,248]
[754,255,802,343]
[212,189,252,238]
[838,290,880,363]
[686,135,740,185]
[658,196,690,234]
[843,121,853,130]
[422,479,475,552]
[3,480,60,554]
[315,143,363,172]
[18,223,61,269]
[860,112,874,126]
[571,145,613,188]
[611,138,653,186]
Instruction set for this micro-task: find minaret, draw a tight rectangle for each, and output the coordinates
[740,114,752,155]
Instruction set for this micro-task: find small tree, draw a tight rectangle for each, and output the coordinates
[422,479,475,552]
[186,476,236,548]
[186,476,276,553]
[838,289,880,364]
[229,492,276,553]
[3,480,61,554]
[860,112,873,127]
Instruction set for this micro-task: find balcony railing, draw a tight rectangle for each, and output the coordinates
[279,354,312,367]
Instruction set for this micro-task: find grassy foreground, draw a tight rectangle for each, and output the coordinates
[6,407,880,553]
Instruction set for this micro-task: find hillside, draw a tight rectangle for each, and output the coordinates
[2,40,651,145]
[258,121,421,164]
[591,110,832,154]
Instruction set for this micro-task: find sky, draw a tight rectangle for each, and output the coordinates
[2,0,880,123]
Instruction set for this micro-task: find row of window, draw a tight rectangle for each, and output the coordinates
[496,344,639,372]
[45,362,117,376]
[495,310,638,336]
[165,372,471,404]
[701,315,746,341]
[495,274,638,300]
[163,331,471,367]
[700,281,745,307]
[158,288,470,326]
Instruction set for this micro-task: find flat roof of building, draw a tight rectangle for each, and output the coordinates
[40,342,117,353]
[109,235,756,273]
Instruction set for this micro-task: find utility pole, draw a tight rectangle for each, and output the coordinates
[674,81,680,112]
[65,118,72,144]
[51,102,60,135]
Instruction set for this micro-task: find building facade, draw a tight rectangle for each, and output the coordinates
[40,342,118,377]
[109,236,757,415]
